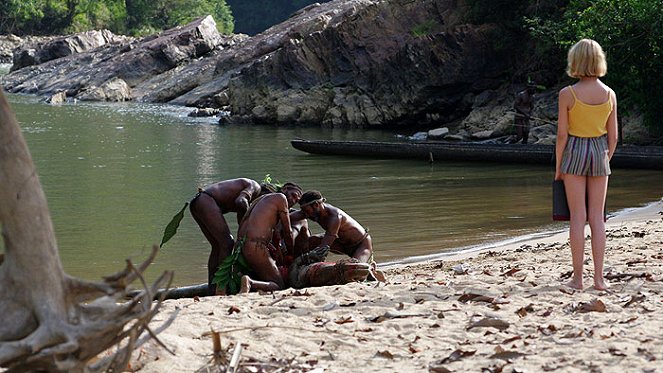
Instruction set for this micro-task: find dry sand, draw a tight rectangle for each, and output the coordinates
[130,199,663,372]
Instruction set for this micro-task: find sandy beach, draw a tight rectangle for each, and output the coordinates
[130,199,663,372]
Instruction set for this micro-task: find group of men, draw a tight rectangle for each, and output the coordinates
[189,178,376,294]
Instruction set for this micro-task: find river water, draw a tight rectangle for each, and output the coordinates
[3,93,662,286]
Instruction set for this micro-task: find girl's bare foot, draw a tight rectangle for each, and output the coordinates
[593,278,609,291]
[565,279,583,290]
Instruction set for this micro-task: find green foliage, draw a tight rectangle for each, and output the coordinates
[159,202,188,248]
[527,0,663,134]
[411,20,436,37]
[212,238,250,295]
[226,0,331,35]
[0,0,233,36]
[261,174,282,190]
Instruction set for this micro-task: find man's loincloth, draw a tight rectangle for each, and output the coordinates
[332,231,370,256]
[191,188,225,213]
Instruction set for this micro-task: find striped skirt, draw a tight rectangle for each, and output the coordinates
[561,135,611,176]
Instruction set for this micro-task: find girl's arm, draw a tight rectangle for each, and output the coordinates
[606,90,619,160]
[555,88,572,180]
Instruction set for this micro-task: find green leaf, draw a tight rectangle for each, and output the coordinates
[228,277,239,295]
[237,254,249,269]
[159,202,189,248]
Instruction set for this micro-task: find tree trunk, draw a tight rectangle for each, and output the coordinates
[0,88,173,372]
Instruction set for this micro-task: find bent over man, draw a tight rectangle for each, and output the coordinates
[189,178,262,288]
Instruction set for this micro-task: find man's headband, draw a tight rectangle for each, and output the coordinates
[299,198,325,207]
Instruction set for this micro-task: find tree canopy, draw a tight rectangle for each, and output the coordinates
[226,0,331,35]
[0,0,234,36]
[526,0,663,134]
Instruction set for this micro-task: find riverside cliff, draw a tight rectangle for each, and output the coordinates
[0,0,518,128]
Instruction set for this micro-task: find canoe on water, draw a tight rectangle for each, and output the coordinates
[291,139,663,170]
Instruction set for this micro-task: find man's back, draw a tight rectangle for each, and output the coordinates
[205,178,260,212]
[238,193,288,240]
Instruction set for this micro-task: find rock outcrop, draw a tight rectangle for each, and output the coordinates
[1,15,229,101]
[1,0,516,128]
[10,30,131,71]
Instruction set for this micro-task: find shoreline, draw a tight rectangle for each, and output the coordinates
[381,197,663,270]
[129,198,663,372]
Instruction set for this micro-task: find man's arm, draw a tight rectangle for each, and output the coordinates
[234,190,252,223]
[319,213,341,248]
[277,196,294,250]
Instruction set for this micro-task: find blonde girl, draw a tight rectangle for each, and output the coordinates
[555,39,618,290]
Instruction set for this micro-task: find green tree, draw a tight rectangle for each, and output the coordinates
[227,0,330,35]
[0,0,44,34]
[528,0,663,134]
[1,0,233,36]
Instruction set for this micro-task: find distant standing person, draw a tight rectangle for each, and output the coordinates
[297,190,373,263]
[189,178,262,287]
[513,84,536,144]
[555,39,618,291]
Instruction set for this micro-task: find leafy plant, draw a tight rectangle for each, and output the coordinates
[261,173,283,191]
[212,238,250,295]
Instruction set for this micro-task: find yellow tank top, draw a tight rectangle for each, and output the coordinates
[567,86,612,137]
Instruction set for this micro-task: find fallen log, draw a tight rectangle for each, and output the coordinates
[129,283,213,300]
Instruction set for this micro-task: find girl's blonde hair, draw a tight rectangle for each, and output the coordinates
[566,39,607,78]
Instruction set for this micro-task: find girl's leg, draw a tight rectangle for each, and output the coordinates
[587,175,609,290]
[563,174,587,289]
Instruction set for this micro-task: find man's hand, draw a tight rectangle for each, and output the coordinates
[301,245,330,265]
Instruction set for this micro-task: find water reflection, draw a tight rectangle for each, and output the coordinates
[6,93,663,286]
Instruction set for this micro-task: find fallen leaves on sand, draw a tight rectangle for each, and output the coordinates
[516,304,534,317]
[539,307,554,317]
[490,346,526,360]
[559,287,575,295]
[622,293,646,307]
[375,350,395,359]
[467,317,510,331]
[502,335,522,344]
[637,348,657,361]
[501,268,522,277]
[437,349,476,364]
[626,258,648,266]
[334,315,355,324]
[608,347,627,357]
[239,356,319,372]
[428,366,452,373]
[227,305,241,315]
[565,299,607,313]
[606,271,653,281]
[537,324,557,336]
[368,310,430,323]
[458,293,494,303]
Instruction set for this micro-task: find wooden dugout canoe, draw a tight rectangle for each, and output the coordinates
[291,139,663,170]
